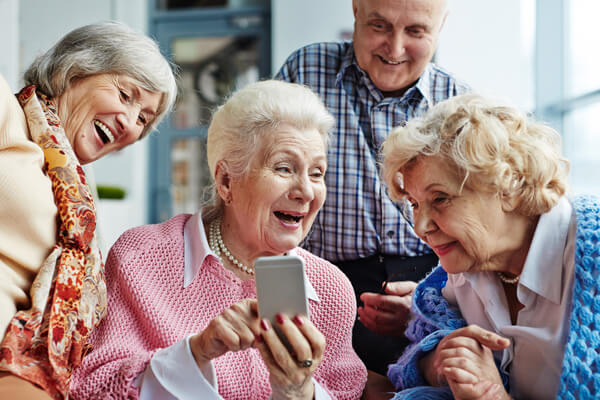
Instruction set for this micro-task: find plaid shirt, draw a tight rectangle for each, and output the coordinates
[276,41,470,262]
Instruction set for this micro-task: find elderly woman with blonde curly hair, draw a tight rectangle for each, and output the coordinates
[380,93,600,399]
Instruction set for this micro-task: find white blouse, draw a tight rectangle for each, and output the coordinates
[442,197,577,400]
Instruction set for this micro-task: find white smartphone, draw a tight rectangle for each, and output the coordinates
[254,255,309,350]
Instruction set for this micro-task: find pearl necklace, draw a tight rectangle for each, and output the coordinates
[497,271,520,284]
[209,218,254,276]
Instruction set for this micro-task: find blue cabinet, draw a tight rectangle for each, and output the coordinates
[148,5,271,222]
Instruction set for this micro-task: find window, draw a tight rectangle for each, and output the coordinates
[148,5,271,222]
[536,0,600,196]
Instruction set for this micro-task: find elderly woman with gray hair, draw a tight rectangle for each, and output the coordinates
[70,80,367,400]
[0,21,176,399]
[380,93,600,399]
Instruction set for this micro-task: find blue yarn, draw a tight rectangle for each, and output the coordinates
[391,386,454,400]
[557,196,600,398]
[590,330,600,348]
[387,196,600,399]
[592,297,600,314]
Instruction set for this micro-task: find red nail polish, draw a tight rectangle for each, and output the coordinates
[275,313,285,325]
[254,333,263,343]
[293,315,304,326]
[261,319,270,331]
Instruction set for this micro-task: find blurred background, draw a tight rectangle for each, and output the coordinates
[1,0,598,255]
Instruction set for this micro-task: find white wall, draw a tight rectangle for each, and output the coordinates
[0,0,19,89]
[436,0,535,110]
[19,1,110,83]
[18,0,148,78]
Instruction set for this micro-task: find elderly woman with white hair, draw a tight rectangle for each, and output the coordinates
[380,93,600,399]
[70,80,367,400]
[0,21,176,399]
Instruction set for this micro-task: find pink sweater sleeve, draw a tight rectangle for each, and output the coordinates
[69,232,161,399]
[299,249,368,399]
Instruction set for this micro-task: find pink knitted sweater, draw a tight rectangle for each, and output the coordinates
[70,214,367,399]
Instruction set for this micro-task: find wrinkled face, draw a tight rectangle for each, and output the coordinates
[224,125,327,259]
[57,73,161,164]
[401,156,517,274]
[352,0,446,96]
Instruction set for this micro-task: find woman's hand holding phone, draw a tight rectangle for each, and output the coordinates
[189,255,324,399]
[254,312,325,400]
[254,255,323,399]
[189,299,261,365]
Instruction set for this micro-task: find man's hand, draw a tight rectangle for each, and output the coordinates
[357,280,417,336]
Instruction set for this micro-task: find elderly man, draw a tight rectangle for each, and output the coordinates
[276,0,470,375]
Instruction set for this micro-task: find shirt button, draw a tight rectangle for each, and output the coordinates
[386,230,395,238]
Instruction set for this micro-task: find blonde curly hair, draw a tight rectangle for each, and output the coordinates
[382,93,570,216]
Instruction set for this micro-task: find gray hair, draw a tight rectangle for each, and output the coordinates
[23,21,177,138]
[203,79,334,221]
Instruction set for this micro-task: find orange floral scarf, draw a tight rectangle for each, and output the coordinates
[0,86,106,399]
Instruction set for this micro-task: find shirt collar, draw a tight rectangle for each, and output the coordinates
[519,196,573,304]
[336,41,432,105]
[183,211,216,288]
[336,41,359,84]
[183,211,320,303]
[414,63,434,106]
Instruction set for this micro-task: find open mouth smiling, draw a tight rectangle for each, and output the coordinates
[377,55,405,65]
[94,120,115,144]
[274,211,303,224]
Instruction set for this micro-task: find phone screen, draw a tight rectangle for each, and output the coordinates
[255,255,309,350]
